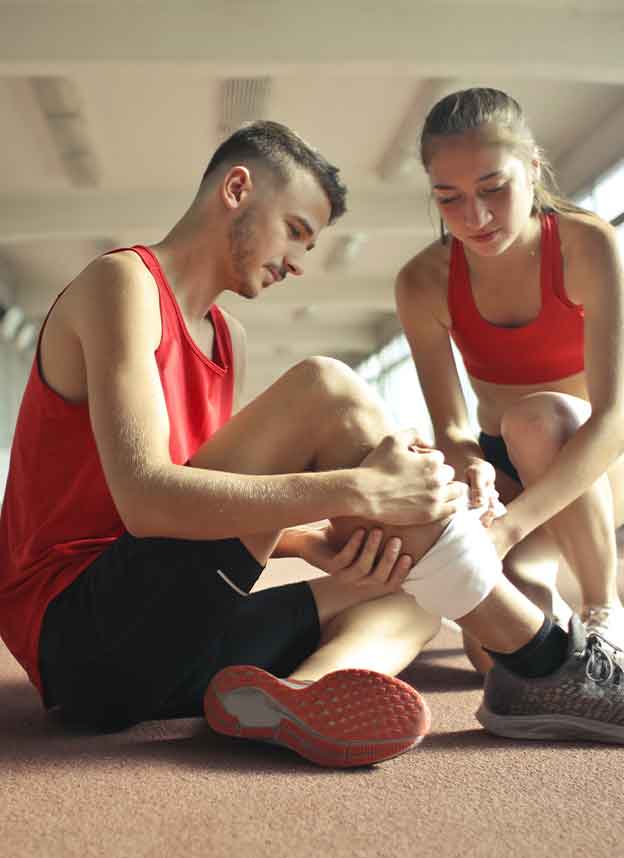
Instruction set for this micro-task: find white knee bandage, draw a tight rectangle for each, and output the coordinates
[403,507,503,620]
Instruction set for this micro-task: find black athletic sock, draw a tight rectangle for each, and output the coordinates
[486,616,569,679]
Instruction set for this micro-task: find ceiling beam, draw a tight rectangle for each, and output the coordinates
[556,99,624,195]
[219,282,397,311]
[243,328,379,355]
[0,188,433,243]
[1,3,623,84]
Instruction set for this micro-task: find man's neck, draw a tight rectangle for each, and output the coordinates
[151,222,226,322]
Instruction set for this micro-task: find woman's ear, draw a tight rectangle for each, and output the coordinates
[530,148,542,184]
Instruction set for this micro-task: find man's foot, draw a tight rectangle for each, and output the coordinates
[581,603,624,650]
[476,615,624,744]
[204,665,430,768]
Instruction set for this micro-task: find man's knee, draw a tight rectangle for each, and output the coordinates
[289,355,381,418]
[501,393,588,475]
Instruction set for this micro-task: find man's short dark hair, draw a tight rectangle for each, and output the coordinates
[201,120,347,223]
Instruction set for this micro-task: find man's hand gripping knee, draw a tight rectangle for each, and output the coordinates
[358,429,468,526]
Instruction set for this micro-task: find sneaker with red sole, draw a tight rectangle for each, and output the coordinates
[204,665,430,768]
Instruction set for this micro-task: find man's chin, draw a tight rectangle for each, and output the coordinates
[239,280,263,300]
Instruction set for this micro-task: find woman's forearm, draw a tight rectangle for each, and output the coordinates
[436,429,484,480]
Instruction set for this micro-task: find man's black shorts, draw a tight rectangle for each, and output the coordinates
[39,532,320,731]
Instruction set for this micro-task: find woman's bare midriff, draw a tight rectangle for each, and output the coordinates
[472,371,588,435]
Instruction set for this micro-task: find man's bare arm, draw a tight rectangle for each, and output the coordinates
[65,255,463,541]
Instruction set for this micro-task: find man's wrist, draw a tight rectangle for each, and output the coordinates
[272,527,304,559]
[344,467,375,519]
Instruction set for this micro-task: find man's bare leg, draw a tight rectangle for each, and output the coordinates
[290,588,441,680]
[191,356,451,673]
[193,356,544,676]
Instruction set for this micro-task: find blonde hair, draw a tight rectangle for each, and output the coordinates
[420,88,587,241]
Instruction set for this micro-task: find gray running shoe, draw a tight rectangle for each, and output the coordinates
[581,603,624,650]
[476,615,624,744]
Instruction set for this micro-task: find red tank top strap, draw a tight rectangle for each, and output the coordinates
[540,212,580,309]
[106,245,231,375]
[208,303,233,375]
[448,236,469,326]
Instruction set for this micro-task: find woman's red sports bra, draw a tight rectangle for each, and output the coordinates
[448,212,584,385]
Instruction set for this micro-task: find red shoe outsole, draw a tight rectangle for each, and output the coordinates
[204,665,430,768]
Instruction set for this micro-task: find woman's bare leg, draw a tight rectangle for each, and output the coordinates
[502,393,622,611]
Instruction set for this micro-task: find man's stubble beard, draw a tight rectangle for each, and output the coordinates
[229,206,260,299]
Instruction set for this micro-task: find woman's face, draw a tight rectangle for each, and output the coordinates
[426,128,536,256]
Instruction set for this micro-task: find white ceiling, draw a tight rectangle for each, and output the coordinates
[1,0,624,400]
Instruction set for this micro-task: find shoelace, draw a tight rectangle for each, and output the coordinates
[582,606,613,633]
[585,634,623,684]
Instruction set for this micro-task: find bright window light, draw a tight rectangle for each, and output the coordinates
[592,160,624,223]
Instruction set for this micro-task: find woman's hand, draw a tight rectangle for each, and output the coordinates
[464,458,503,526]
[296,524,413,595]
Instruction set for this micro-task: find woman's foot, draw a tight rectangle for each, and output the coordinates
[462,584,572,675]
[581,603,624,650]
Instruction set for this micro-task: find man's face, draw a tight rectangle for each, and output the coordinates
[228,168,331,299]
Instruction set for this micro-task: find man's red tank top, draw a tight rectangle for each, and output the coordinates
[448,212,585,384]
[0,245,234,697]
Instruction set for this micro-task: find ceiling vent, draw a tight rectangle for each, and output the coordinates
[377,78,456,182]
[324,234,368,273]
[218,77,272,138]
[30,76,99,187]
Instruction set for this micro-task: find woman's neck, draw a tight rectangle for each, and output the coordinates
[464,214,542,279]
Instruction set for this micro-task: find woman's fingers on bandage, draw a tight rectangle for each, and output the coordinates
[479,491,506,527]
[465,459,497,509]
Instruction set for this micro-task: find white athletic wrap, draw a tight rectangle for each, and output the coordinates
[403,506,503,620]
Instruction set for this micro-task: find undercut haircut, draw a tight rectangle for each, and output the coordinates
[200,120,347,224]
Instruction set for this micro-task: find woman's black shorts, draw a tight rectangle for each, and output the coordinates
[478,431,522,485]
[39,532,320,731]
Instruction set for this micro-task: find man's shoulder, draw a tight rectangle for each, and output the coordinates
[62,250,159,320]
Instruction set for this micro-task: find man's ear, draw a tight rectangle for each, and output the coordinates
[221,166,253,210]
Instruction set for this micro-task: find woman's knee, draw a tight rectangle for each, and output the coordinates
[501,393,589,476]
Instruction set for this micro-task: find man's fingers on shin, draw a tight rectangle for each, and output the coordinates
[371,537,402,582]
[336,528,365,566]
[389,554,413,586]
[354,528,383,574]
